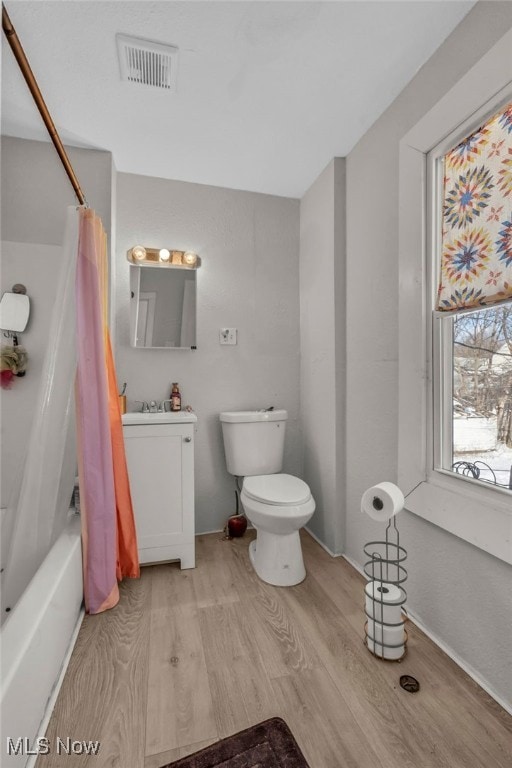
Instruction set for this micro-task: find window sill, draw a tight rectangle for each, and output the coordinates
[405,472,512,564]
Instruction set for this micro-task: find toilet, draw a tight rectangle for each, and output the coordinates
[219,409,315,586]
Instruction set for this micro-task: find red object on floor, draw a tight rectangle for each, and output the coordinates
[1,369,14,388]
[227,514,247,537]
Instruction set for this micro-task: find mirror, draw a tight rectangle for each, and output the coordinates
[130,265,197,348]
[0,292,30,332]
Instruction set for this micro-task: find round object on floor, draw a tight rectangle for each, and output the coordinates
[400,674,420,693]
[227,514,247,537]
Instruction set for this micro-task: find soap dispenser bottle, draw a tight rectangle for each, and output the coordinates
[171,382,181,412]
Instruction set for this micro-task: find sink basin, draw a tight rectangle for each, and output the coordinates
[122,411,197,425]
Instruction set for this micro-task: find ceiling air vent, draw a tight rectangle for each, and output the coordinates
[116,34,179,91]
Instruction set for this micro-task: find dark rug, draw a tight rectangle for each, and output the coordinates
[161,717,310,768]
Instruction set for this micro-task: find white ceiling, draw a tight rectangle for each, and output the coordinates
[2,0,476,198]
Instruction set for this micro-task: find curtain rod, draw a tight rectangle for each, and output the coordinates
[2,2,87,206]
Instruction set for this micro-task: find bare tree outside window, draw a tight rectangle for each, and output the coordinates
[451,305,512,487]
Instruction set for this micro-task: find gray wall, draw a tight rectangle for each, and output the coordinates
[344,2,512,708]
[115,173,301,533]
[0,136,113,497]
[0,242,60,513]
[1,136,112,244]
[300,158,346,554]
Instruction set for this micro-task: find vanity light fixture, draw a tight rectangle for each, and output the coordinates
[127,246,201,269]
[183,251,198,266]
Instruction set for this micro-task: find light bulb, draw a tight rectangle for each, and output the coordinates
[159,248,171,261]
[132,245,146,261]
[183,251,197,266]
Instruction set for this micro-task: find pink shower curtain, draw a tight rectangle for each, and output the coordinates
[75,208,139,614]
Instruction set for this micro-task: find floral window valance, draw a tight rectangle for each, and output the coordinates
[436,102,512,311]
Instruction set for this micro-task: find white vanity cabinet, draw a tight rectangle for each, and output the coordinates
[122,411,197,568]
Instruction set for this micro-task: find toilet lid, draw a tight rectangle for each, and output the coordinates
[243,474,311,506]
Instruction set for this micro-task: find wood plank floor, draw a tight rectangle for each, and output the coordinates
[36,530,512,768]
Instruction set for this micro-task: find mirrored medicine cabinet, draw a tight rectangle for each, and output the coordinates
[128,247,200,349]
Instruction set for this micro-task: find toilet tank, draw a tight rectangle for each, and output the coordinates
[219,410,287,476]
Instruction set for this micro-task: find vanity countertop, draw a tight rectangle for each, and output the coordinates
[122,411,198,425]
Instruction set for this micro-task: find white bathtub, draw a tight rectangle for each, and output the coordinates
[0,513,83,767]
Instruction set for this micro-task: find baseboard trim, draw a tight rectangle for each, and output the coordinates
[304,527,341,558]
[196,528,225,536]
[341,554,512,715]
[340,552,364,574]
[196,525,255,537]
[403,608,512,716]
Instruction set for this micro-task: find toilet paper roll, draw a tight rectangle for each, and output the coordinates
[365,580,402,604]
[365,581,403,624]
[367,618,405,647]
[366,635,405,661]
[361,482,404,522]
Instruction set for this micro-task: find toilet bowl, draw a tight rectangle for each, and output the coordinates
[241,473,315,587]
[219,409,316,587]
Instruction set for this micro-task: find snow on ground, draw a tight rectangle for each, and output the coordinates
[453,442,512,489]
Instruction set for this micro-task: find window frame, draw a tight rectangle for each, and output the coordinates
[398,28,512,565]
[428,111,512,495]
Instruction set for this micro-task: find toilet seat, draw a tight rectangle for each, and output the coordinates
[243,474,311,506]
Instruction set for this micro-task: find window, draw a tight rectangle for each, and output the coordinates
[431,103,512,494]
[398,28,512,564]
[435,305,512,489]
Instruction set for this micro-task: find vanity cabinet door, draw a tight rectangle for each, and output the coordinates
[123,422,195,568]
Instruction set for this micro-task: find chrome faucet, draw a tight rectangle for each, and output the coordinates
[133,399,173,414]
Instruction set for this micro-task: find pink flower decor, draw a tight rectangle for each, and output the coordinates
[1,369,14,389]
[0,344,28,388]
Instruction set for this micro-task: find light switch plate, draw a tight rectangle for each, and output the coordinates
[220,328,237,345]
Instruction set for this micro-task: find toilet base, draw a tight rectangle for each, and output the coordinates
[249,530,306,587]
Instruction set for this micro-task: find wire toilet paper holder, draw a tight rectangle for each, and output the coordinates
[363,516,408,661]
